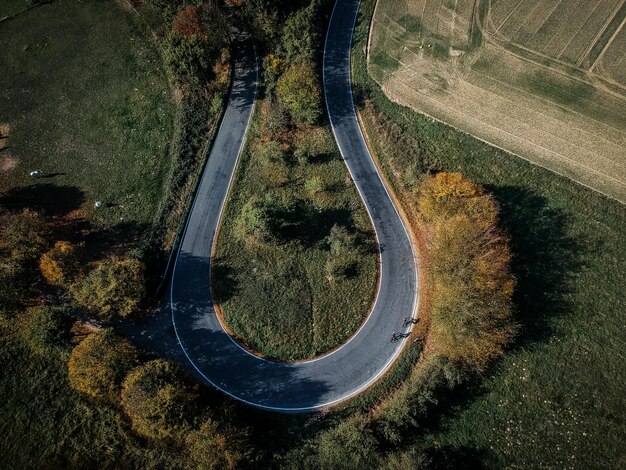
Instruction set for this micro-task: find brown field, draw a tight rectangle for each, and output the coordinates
[369,0,626,203]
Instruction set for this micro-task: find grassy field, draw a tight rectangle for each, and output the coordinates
[355,0,626,467]
[213,103,378,360]
[0,0,28,18]
[0,0,174,238]
[368,0,626,204]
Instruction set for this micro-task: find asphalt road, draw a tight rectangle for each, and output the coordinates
[170,1,418,412]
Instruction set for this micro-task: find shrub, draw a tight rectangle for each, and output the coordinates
[326,224,356,255]
[68,329,139,403]
[305,176,326,196]
[276,63,322,125]
[121,360,198,440]
[254,140,284,164]
[22,305,72,355]
[71,257,145,319]
[236,197,276,245]
[39,241,82,287]
[325,254,357,281]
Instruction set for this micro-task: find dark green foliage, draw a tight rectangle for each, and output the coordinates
[316,414,381,469]
[0,210,49,310]
[281,4,320,64]
[121,360,198,440]
[163,33,210,86]
[21,305,72,355]
[68,329,139,404]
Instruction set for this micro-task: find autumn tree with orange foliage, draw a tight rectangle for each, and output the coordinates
[418,172,517,373]
[39,241,82,287]
[172,5,205,40]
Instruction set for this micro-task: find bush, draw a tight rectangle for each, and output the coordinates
[236,197,277,244]
[305,176,326,195]
[276,63,322,125]
[254,140,284,164]
[325,254,357,281]
[326,224,356,255]
[121,360,198,440]
[39,241,82,287]
[22,305,72,355]
[70,257,145,319]
[68,329,139,403]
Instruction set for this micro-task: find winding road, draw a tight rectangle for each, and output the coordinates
[170,0,418,412]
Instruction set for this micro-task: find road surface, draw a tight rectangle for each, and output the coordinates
[170,1,418,412]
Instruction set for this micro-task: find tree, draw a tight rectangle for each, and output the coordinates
[121,360,198,440]
[163,33,210,86]
[172,5,204,39]
[22,305,72,355]
[39,241,82,287]
[262,53,285,98]
[282,4,319,64]
[276,63,322,125]
[70,257,145,319]
[185,418,248,469]
[417,173,517,373]
[0,209,49,309]
[0,209,48,263]
[68,329,139,403]
[316,414,380,469]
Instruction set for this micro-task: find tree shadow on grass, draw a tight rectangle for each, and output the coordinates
[492,185,588,348]
[0,184,85,217]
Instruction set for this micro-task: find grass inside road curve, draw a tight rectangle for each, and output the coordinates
[213,102,378,361]
[0,0,174,232]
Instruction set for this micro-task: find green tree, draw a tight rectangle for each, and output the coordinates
[185,418,249,469]
[276,63,322,125]
[22,305,72,355]
[68,329,139,403]
[236,197,276,244]
[70,257,145,319]
[316,414,380,469]
[282,4,319,64]
[121,360,198,440]
[0,209,49,310]
[163,33,210,86]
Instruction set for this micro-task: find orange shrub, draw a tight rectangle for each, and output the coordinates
[39,241,81,287]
